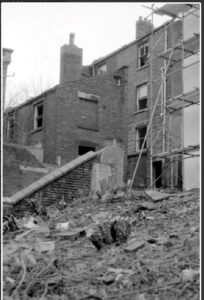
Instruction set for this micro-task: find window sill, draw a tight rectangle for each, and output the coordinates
[136,64,148,71]
[31,127,43,134]
[77,125,99,132]
[133,108,148,115]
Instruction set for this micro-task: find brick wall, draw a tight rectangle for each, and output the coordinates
[92,21,182,188]
[4,70,128,170]
[12,156,98,217]
[51,70,128,166]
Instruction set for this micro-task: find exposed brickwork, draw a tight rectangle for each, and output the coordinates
[4,70,128,173]
[3,19,184,190]
[12,156,98,217]
[93,20,182,188]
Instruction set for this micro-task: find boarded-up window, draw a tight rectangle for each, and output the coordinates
[78,98,98,130]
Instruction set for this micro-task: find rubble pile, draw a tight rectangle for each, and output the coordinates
[3,189,200,300]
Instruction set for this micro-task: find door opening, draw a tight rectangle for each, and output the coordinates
[78,145,95,155]
[153,160,162,188]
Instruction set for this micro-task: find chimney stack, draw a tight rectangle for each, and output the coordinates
[136,16,154,40]
[60,33,82,84]
[69,33,75,46]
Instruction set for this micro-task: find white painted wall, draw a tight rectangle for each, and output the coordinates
[183,90,200,190]
[183,151,200,190]
[183,53,200,94]
[183,8,200,41]
[182,7,200,190]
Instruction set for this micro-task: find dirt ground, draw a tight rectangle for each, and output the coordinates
[3,188,200,300]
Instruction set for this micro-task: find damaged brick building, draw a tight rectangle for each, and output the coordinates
[4,4,200,194]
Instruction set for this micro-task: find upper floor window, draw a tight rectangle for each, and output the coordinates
[114,75,122,86]
[136,126,147,151]
[138,42,149,68]
[97,64,107,75]
[34,102,43,129]
[136,83,148,110]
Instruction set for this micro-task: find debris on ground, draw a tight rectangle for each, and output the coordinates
[87,216,131,250]
[3,215,19,234]
[145,189,170,202]
[3,188,200,300]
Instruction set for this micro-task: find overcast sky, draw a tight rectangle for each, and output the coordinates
[2,2,169,106]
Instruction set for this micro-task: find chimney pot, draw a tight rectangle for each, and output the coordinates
[69,33,75,46]
[136,16,154,39]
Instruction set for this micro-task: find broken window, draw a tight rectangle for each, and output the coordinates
[97,64,107,75]
[136,83,148,110]
[34,102,43,129]
[136,126,147,151]
[138,43,149,68]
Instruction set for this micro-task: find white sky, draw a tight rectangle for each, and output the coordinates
[2,2,169,106]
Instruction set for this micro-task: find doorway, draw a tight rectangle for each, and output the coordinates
[153,160,162,188]
[78,145,95,155]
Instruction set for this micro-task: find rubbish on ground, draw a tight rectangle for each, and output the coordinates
[56,228,86,241]
[56,221,75,231]
[34,239,55,253]
[182,269,199,282]
[145,190,170,202]
[3,188,200,300]
[101,191,113,202]
[124,239,145,252]
[3,215,19,234]
[23,216,40,229]
[87,216,131,250]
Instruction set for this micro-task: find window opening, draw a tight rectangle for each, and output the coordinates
[136,83,148,110]
[97,64,107,75]
[138,43,149,68]
[136,126,147,150]
[34,103,43,129]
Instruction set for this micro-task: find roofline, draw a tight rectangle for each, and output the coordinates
[4,68,126,113]
[4,85,59,113]
[92,19,173,65]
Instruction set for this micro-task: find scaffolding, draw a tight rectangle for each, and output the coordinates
[130,4,200,190]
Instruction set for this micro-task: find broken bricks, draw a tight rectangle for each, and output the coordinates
[87,216,131,250]
[3,215,19,234]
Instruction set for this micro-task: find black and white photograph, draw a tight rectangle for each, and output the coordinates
[2,2,201,300]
